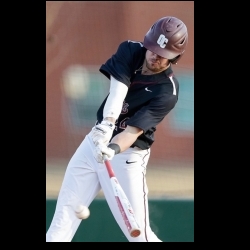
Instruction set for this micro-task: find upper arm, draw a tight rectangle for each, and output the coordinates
[99,41,145,87]
[124,125,143,136]
[110,125,143,152]
[126,93,177,132]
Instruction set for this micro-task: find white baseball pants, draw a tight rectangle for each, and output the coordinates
[46,132,162,242]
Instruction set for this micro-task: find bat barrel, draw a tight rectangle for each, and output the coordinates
[105,155,141,238]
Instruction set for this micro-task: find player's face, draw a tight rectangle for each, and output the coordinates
[145,50,169,73]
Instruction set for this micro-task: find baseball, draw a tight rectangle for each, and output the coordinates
[74,205,90,219]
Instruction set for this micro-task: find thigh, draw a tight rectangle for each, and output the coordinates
[112,147,150,215]
[97,147,152,241]
[47,134,101,242]
[59,133,102,208]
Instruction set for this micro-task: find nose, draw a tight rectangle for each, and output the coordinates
[152,53,161,59]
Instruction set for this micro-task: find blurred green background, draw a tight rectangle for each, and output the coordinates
[46,199,194,242]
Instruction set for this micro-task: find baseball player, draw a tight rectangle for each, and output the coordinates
[46,16,188,242]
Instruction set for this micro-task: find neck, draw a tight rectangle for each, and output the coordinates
[141,60,170,75]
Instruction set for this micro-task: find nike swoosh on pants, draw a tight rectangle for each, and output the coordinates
[126,160,137,164]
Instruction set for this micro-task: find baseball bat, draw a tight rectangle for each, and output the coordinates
[103,155,141,238]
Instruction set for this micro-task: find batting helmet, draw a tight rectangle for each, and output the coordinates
[143,16,188,64]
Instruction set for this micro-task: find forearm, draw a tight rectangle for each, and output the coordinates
[92,76,128,146]
[103,76,128,122]
[103,117,116,124]
[110,125,143,152]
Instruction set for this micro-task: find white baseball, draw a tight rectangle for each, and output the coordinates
[74,205,90,219]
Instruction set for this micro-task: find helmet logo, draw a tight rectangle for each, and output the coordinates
[157,34,168,48]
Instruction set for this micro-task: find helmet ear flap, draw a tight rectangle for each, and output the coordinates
[169,55,181,64]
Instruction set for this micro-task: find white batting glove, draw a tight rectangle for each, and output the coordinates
[91,120,115,146]
[94,143,115,163]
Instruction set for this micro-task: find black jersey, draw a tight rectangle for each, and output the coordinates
[97,40,179,150]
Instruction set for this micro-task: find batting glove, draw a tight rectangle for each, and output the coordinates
[91,120,115,146]
[94,143,115,163]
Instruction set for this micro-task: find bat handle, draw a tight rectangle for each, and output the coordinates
[103,154,115,178]
[103,154,108,161]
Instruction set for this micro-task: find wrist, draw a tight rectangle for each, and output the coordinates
[103,117,116,124]
[101,120,115,130]
[108,143,121,155]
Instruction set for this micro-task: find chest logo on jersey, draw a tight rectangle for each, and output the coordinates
[157,34,168,48]
[145,87,152,92]
[119,117,129,130]
[121,102,129,114]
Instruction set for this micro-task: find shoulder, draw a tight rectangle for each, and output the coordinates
[99,40,145,86]
[153,69,180,102]
[117,40,146,56]
[119,40,144,48]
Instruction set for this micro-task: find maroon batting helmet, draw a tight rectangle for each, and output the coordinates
[143,16,188,64]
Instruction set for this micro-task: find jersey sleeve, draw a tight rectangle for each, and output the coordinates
[99,41,144,87]
[126,93,178,132]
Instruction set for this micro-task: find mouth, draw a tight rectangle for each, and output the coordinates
[150,59,158,64]
[149,61,159,68]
